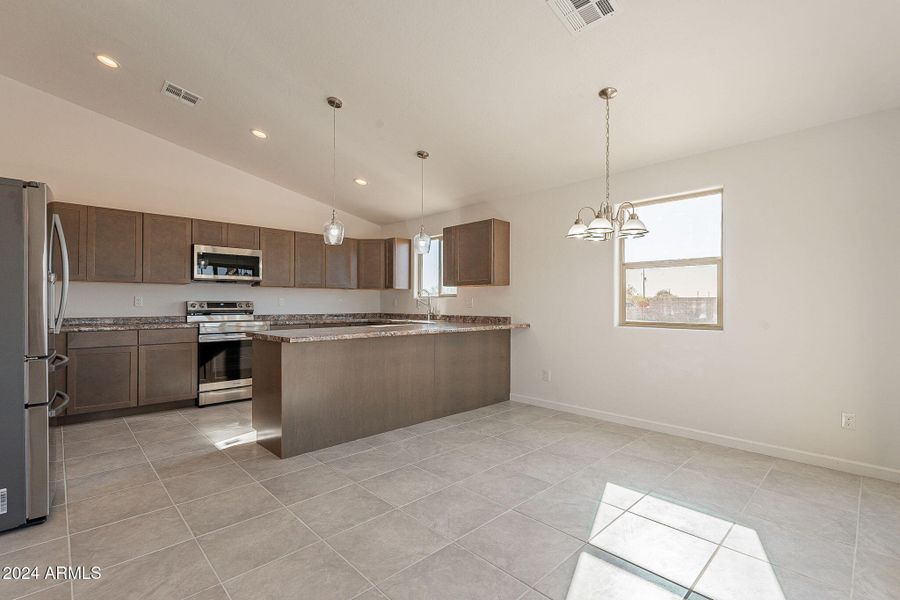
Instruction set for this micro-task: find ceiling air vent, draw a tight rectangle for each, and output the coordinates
[161,80,203,106]
[548,0,621,35]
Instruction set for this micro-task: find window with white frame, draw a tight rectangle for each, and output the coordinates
[619,189,723,329]
[416,235,457,298]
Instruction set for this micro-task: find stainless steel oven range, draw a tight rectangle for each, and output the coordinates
[187,300,269,406]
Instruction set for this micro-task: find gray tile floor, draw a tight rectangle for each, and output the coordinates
[1,400,899,600]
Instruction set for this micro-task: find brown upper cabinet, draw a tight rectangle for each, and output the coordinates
[357,239,387,289]
[143,214,192,284]
[443,218,509,287]
[226,223,260,249]
[325,238,358,289]
[295,232,325,288]
[358,238,411,290]
[49,203,88,282]
[192,219,260,249]
[87,207,143,283]
[191,219,227,246]
[260,228,295,287]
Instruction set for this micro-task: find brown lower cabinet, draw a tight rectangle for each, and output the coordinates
[65,329,197,414]
[67,345,139,414]
[139,342,198,405]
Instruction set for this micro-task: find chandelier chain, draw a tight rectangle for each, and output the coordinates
[605,96,611,204]
[421,158,425,227]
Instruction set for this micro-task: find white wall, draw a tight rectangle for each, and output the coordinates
[0,75,382,316]
[382,108,900,479]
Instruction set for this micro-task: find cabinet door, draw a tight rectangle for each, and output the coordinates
[49,203,87,281]
[87,207,143,283]
[295,232,325,288]
[192,219,228,246]
[385,238,411,290]
[357,239,386,289]
[226,224,260,249]
[456,220,494,285]
[260,228,295,287]
[138,343,198,405]
[325,238,358,289]
[143,214,192,284]
[442,226,459,287]
[67,346,138,414]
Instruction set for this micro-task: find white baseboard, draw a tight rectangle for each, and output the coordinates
[510,393,900,484]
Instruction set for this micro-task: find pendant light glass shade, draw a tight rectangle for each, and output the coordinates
[413,227,432,255]
[618,213,648,238]
[324,96,345,245]
[566,218,589,239]
[324,210,345,245]
[586,214,614,234]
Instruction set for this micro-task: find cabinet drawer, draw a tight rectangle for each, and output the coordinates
[68,330,138,349]
[139,328,197,345]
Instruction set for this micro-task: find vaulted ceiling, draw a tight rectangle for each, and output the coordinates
[1,0,899,223]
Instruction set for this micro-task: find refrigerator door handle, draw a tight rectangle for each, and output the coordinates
[48,390,70,418]
[50,353,68,371]
[49,214,69,334]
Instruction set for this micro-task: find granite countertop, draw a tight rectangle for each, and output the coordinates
[59,313,515,333]
[251,321,530,343]
[60,317,195,332]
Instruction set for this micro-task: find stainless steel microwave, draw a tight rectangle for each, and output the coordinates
[192,245,262,283]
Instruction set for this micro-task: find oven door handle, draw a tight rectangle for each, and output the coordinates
[199,333,253,342]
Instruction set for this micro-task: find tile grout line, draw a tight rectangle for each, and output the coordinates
[121,416,236,600]
[849,476,862,600]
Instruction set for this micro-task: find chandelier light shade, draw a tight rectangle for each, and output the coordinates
[413,150,432,255]
[323,96,346,245]
[565,87,648,243]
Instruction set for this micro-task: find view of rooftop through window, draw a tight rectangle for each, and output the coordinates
[620,191,723,328]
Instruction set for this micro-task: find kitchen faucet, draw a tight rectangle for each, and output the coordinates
[416,289,439,320]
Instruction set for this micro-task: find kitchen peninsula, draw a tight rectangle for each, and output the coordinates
[250,319,528,458]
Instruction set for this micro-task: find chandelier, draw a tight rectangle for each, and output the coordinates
[566,87,648,242]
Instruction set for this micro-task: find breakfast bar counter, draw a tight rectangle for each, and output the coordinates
[249,320,528,458]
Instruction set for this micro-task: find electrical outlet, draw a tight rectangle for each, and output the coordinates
[841,412,856,430]
[466,297,475,309]
[541,369,552,383]
[278,297,286,307]
[393,298,399,308]
[133,296,143,307]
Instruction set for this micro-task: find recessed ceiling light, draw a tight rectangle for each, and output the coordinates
[250,129,268,139]
[95,54,120,69]
[354,178,368,186]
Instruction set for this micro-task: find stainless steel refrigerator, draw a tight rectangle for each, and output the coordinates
[0,178,70,533]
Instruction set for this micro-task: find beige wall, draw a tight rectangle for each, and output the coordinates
[382,108,900,480]
[0,74,382,316]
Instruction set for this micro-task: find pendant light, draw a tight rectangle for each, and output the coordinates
[566,87,648,242]
[413,150,432,255]
[323,96,345,245]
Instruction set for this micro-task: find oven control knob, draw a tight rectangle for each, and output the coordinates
[188,302,198,310]
[237,302,245,309]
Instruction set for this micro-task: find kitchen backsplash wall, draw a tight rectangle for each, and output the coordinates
[67,282,382,317]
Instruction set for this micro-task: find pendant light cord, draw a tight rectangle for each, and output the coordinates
[331,104,337,220]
